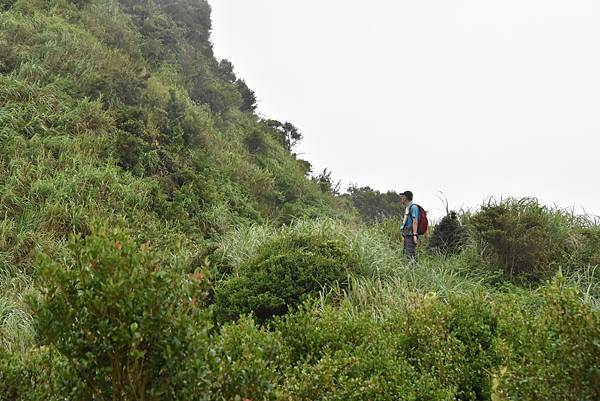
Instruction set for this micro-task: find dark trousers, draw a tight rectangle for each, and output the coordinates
[403,229,417,260]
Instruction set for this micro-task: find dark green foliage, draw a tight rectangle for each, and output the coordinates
[138,12,182,64]
[244,129,268,154]
[155,0,212,51]
[189,75,243,113]
[0,0,16,11]
[216,58,236,82]
[395,295,499,401]
[344,185,404,223]
[274,307,439,400]
[114,131,147,173]
[429,211,467,255]
[265,119,303,151]
[208,317,287,400]
[236,78,257,112]
[572,223,600,267]
[30,230,212,401]
[312,168,341,195]
[214,234,359,324]
[88,70,148,106]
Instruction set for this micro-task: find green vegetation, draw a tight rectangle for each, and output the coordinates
[1,1,599,400]
[468,198,600,282]
[429,211,467,256]
[214,232,358,324]
[31,230,213,400]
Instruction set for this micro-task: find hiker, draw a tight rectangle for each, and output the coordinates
[400,190,421,261]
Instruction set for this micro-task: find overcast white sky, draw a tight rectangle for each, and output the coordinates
[210,0,599,219]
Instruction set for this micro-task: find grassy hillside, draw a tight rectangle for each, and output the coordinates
[0,0,346,270]
[1,1,599,400]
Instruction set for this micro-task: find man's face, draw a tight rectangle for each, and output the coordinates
[400,195,408,204]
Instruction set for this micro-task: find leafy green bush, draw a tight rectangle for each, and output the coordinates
[275,293,500,401]
[275,305,441,400]
[495,277,600,400]
[30,229,212,401]
[282,346,445,401]
[392,293,499,401]
[208,316,287,400]
[214,233,359,324]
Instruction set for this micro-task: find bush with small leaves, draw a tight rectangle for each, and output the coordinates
[214,233,359,324]
[208,316,287,400]
[30,229,212,401]
[495,277,600,401]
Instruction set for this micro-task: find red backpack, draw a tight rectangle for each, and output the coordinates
[413,204,429,235]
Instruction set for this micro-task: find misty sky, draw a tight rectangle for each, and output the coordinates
[210,0,599,219]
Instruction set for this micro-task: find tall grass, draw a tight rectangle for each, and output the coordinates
[323,250,496,319]
[216,218,403,279]
[0,266,35,354]
[564,265,600,308]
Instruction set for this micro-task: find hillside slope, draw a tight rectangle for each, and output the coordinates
[0,0,349,273]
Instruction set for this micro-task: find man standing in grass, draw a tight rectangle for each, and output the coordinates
[401,190,419,261]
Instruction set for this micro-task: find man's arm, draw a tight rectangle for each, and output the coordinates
[412,219,419,242]
[411,206,419,243]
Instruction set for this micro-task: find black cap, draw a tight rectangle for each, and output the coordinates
[401,191,413,200]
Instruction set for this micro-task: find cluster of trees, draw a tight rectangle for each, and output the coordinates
[343,185,405,222]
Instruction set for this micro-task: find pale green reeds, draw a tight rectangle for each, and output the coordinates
[217,217,402,279]
[0,266,35,354]
[564,265,600,308]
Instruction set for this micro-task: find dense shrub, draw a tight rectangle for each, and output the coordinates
[282,347,443,401]
[274,293,500,401]
[570,223,600,268]
[0,348,83,401]
[208,317,287,400]
[495,277,600,400]
[214,233,360,324]
[468,198,573,282]
[429,211,467,255]
[274,305,451,400]
[394,294,499,401]
[30,230,212,401]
